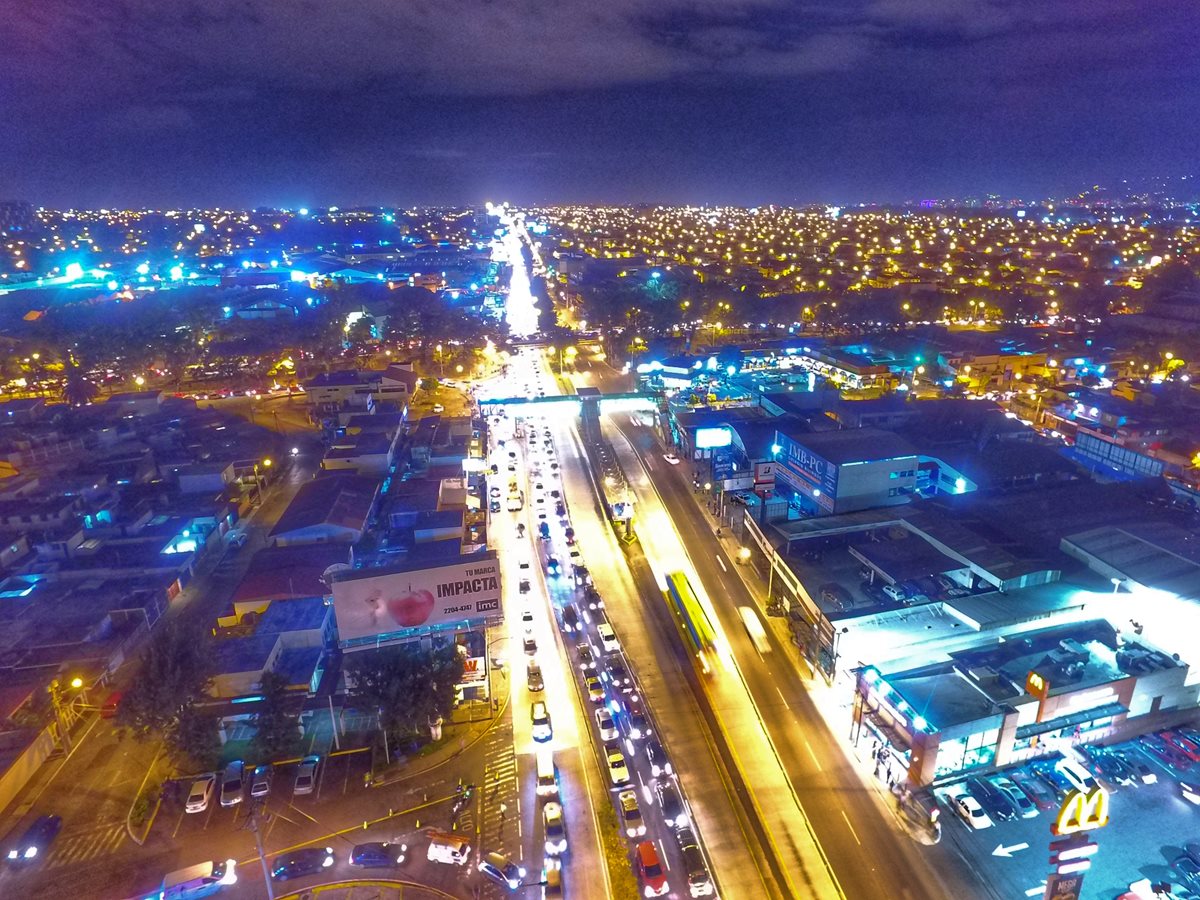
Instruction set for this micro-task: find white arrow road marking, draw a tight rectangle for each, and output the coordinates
[993,842,1030,857]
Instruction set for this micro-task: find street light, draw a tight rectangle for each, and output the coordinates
[252,458,272,505]
[1111,577,1123,594]
[48,676,85,752]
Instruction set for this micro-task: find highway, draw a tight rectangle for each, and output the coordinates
[605,411,978,900]
[485,351,609,900]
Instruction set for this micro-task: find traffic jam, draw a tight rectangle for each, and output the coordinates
[487,349,717,898]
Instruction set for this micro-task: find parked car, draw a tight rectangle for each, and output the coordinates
[185,774,216,813]
[1117,750,1158,785]
[1030,760,1074,799]
[966,777,1016,822]
[271,847,335,880]
[1055,758,1099,793]
[294,755,320,795]
[1163,730,1200,762]
[1140,733,1193,772]
[945,784,992,830]
[250,765,274,798]
[5,814,62,864]
[350,842,407,868]
[220,760,245,807]
[1009,769,1057,810]
[989,775,1037,818]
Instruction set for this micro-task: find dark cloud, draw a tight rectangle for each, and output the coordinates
[0,0,1197,206]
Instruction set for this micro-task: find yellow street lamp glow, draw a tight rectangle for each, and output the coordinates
[69,677,83,689]
[262,458,272,468]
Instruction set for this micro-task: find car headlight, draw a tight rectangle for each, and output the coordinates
[24,846,37,859]
[644,887,656,898]
[7,849,17,860]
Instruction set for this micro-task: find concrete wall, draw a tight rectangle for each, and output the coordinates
[834,457,917,514]
[0,725,56,816]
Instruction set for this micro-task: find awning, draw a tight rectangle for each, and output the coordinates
[1015,701,1128,740]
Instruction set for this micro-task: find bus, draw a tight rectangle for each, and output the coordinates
[664,572,718,674]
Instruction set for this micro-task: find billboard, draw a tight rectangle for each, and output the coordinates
[332,556,502,642]
[695,426,733,450]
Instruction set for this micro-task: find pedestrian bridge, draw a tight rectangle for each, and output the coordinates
[477,391,656,415]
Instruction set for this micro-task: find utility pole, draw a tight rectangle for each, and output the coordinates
[248,803,276,900]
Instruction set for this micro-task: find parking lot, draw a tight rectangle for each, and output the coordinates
[936,739,1200,900]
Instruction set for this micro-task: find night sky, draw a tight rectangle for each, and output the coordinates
[3,0,1199,208]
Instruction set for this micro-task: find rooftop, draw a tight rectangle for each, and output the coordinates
[777,426,917,465]
[271,472,379,538]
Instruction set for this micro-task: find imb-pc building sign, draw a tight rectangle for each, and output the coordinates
[332,554,502,649]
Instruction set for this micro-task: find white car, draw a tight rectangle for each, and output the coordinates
[595,707,618,741]
[185,774,216,813]
[663,453,680,465]
[946,785,992,830]
[606,744,631,785]
[597,624,619,654]
[1056,758,1098,793]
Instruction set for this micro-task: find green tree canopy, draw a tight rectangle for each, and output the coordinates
[117,622,211,737]
[346,643,465,744]
[251,670,301,762]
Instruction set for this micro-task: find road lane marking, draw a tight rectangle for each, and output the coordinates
[717,556,727,572]
[775,686,790,710]
[840,810,862,846]
[803,738,823,772]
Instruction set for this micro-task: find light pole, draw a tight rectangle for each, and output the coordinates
[252,458,272,505]
[436,344,444,378]
[48,676,84,753]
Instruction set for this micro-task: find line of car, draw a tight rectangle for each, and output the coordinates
[184,754,321,815]
[518,414,714,899]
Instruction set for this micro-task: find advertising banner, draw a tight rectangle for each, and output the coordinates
[754,461,777,485]
[332,556,502,642]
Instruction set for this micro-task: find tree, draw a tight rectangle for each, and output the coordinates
[61,361,98,406]
[167,704,221,772]
[251,671,300,761]
[346,643,464,746]
[117,622,211,737]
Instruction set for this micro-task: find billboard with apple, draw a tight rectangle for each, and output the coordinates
[332,555,502,643]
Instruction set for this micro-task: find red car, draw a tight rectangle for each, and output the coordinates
[636,841,669,897]
[1162,731,1200,762]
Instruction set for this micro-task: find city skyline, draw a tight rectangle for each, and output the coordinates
[4,1,1200,207]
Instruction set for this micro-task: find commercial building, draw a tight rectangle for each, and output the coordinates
[773,426,918,516]
[853,618,1197,787]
